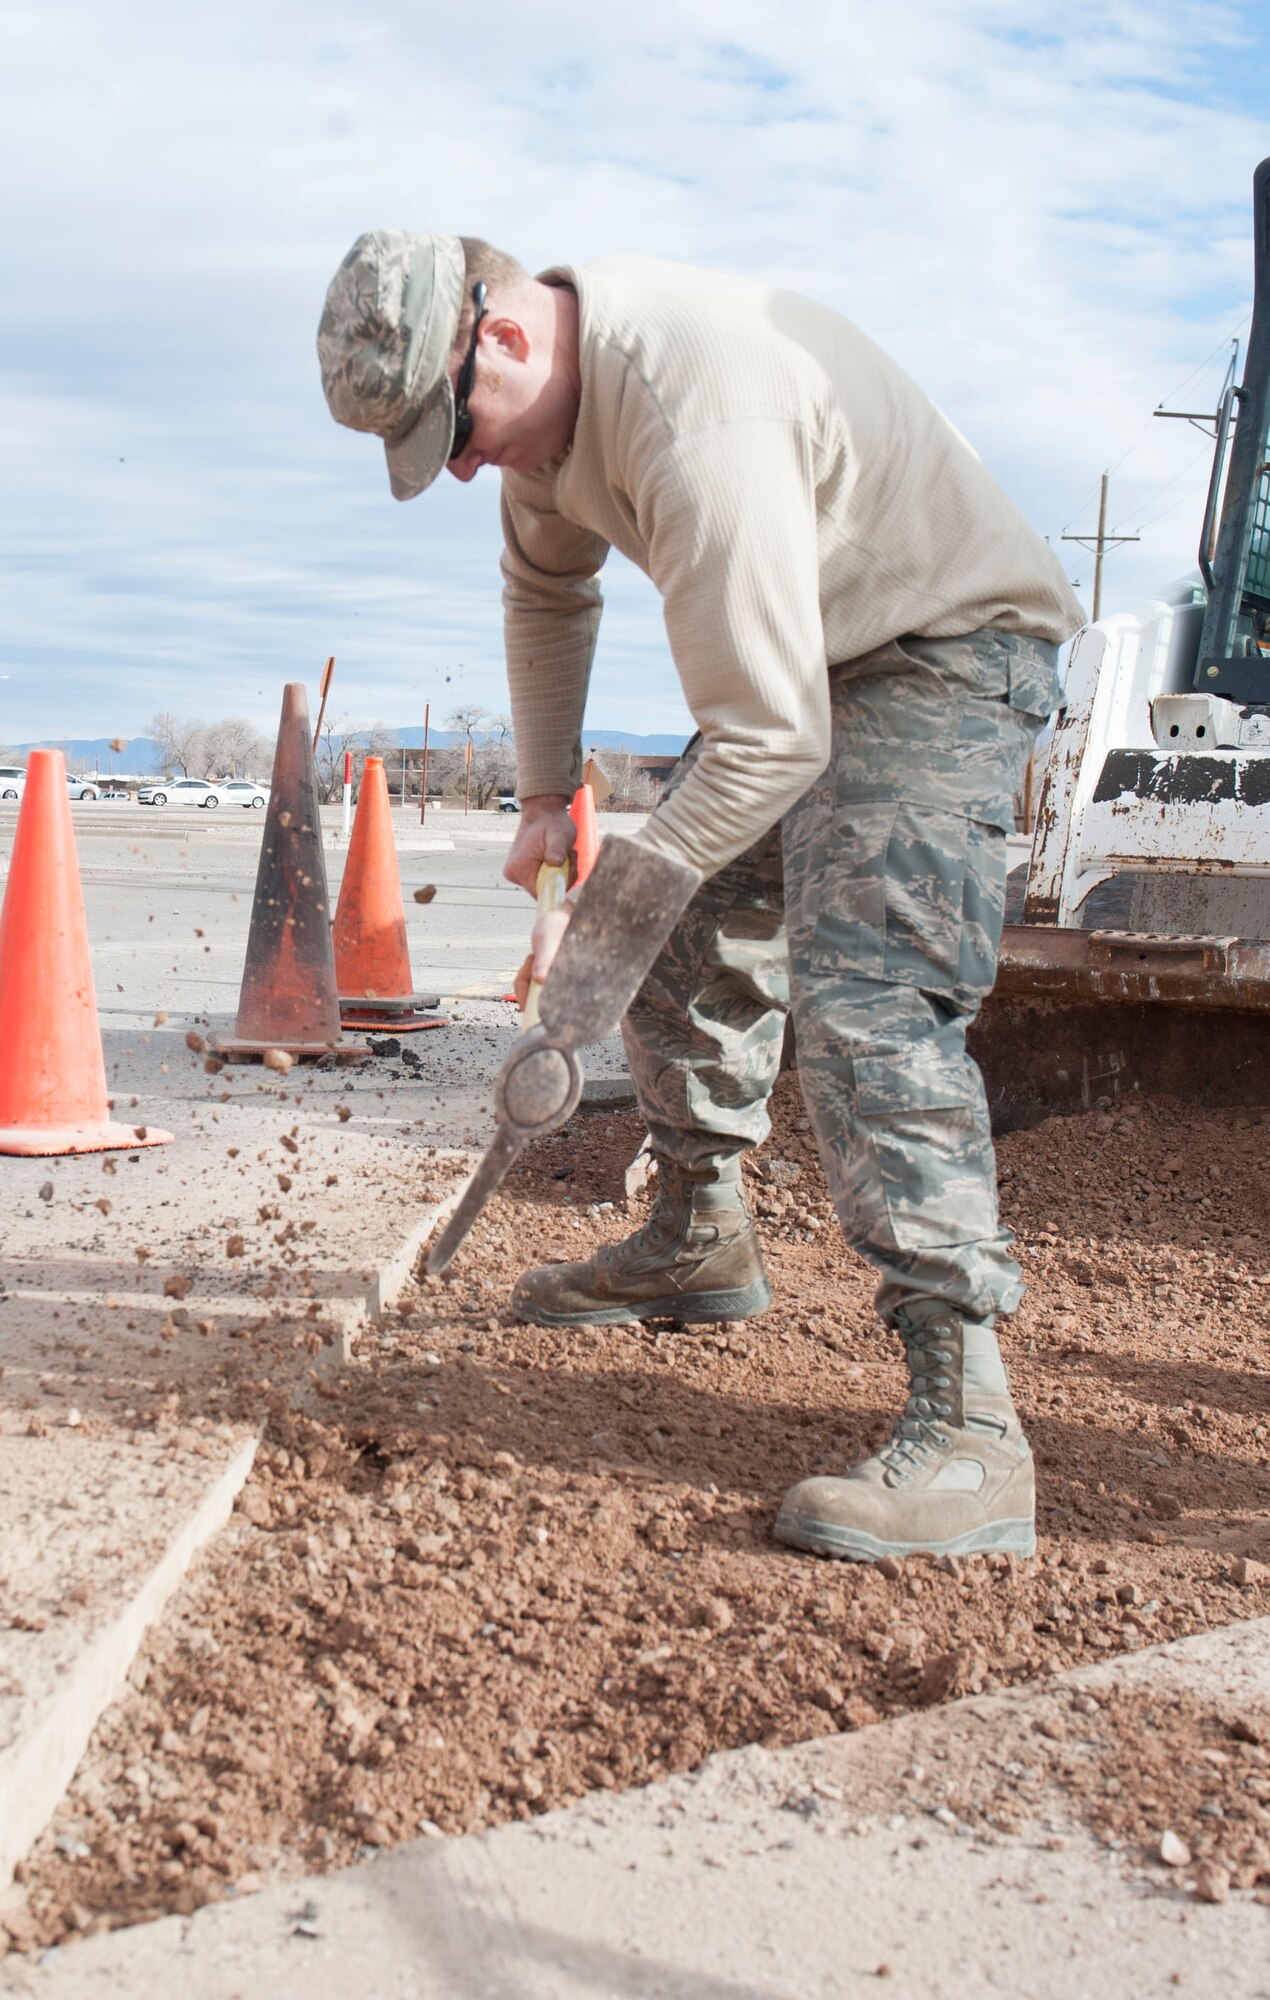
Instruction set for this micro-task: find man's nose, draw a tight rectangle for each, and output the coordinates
[446,452,479,484]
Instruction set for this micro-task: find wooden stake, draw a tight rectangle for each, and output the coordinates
[312,655,335,754]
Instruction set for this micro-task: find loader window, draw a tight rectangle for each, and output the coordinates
[1246,424,1270,609]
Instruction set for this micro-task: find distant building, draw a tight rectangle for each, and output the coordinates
[633,754,679,788]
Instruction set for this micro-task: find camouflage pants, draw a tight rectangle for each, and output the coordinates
[622,630,1064,1329]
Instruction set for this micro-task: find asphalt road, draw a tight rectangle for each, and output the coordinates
[0,799,1033,1035]
[0,799,635,1146]
[0,802,541,1032]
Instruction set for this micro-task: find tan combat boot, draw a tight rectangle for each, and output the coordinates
[512,1163,771,1326]
[774,1313,1036,1562]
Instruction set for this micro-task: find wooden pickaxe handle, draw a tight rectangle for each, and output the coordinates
[522,861,570,1027]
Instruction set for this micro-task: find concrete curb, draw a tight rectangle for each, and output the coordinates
[1,1174,474,1365]
[0,1436,259,1897]
[323,836,456,855]
[339,1174,471,1357]
[0,1173,473,1889]
[340,1076,637,1341]
[10,1618,1269,1997]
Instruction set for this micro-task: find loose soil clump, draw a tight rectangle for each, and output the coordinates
[6,1080,1269,1951]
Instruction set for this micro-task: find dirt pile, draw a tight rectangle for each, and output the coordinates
[4,1081,1268,1952]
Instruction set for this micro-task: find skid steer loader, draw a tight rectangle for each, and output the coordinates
[973,156,1270,1130]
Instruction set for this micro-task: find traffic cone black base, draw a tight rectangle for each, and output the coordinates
[212,1037,371,1064]
[339,990,448,1033]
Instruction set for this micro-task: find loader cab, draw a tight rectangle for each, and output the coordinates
[1023,154,1270,940]
[1191,156,1270,704]
[975,157,1270,1131]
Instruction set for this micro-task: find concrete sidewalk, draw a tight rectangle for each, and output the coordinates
[1,799,655,1900]
[0,1012,482,1898]
[5,1620,1267,1999]
[3,812,1266,1996]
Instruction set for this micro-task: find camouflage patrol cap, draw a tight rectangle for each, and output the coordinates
[317,230,466,501]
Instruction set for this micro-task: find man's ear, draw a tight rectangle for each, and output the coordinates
[484,315,530,364]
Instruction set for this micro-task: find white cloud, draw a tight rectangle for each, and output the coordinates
[0,0,1266,740]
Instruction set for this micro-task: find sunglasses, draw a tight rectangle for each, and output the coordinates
[448,282,489,462]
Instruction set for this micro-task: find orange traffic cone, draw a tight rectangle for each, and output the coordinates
[212,684,367,1063]
[333,757,446,1032]
[569,781,600,885]
[0,750,172,1155]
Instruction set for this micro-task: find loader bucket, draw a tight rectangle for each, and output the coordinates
[971,924,1270,1132]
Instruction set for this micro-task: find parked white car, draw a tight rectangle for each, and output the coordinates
[66,774,100,801]
[138,778,228,809]
[0,765,26,802]
[219,780,270,810]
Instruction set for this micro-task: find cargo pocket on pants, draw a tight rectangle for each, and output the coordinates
[879,805,968,991]
[1006,638,1066,721]
[852,1047,998,1250]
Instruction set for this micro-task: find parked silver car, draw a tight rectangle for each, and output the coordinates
[137,778,228,808]
[219,780,270,810]
[66,774,100,801]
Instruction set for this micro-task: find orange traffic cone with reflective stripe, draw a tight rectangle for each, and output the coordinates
[569,781,600,886]
[0,750,172,1155]
[333,757,446,1032]
[212,683,367,1063]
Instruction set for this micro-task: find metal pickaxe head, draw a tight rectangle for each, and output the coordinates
[426,837,701,1274]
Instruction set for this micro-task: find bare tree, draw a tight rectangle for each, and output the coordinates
[147,711,207,777]
[202,716,272,780]
[422,741,464,799]
[147,713,272,781]
[602,750,658,812]
[445,705,517,807]
[314,716,399,803]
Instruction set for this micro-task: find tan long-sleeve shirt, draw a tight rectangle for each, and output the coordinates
[501,255,1084,878]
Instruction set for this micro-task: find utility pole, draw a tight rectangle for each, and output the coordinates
[1062,474,1139,623]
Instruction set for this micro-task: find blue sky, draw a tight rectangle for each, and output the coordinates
[1,0,1267,747]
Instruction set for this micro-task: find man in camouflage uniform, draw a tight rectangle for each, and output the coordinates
[318,229,1083,1563]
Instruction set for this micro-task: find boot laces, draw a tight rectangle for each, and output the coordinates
[880,1324,957,1484]
[600,1202,681,1267]
[596,1172,724,1271]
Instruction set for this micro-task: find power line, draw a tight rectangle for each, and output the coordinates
[1152,337,1240,444]
[1153,317,1250,416]
[1110,435,1215,536]
[1131,470,1215,538]
[1052,311,1253,540]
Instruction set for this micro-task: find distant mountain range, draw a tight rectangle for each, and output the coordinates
[389,727,691,754]
[5,737,171,775]
[7,727,691,773]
